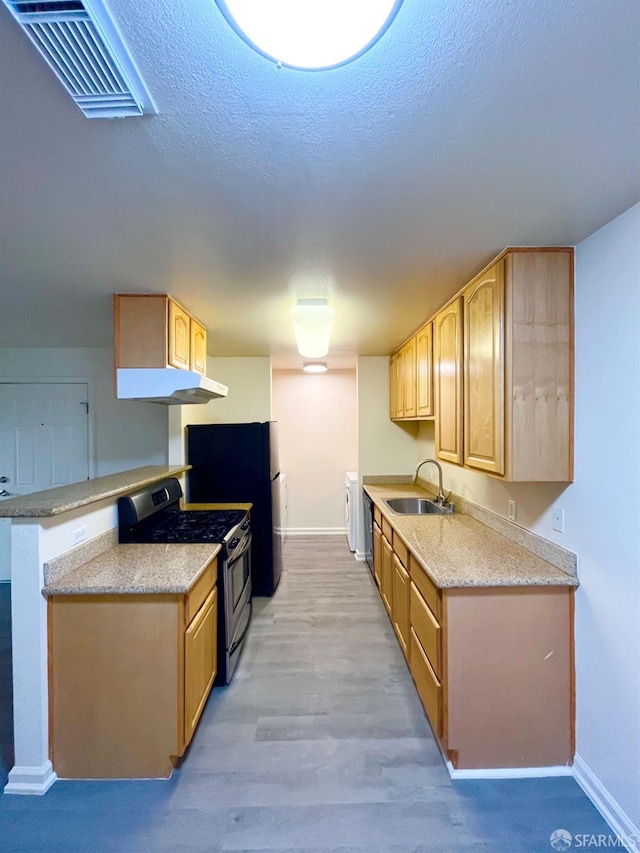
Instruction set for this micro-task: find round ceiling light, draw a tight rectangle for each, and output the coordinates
[215,0,404,70]
[303,362,328,374]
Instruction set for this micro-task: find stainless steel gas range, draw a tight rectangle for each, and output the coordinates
[118,477,252,684]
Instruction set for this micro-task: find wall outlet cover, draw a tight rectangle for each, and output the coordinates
[71,525,88,546]
[508,499,517,521]
[552,508,565,534]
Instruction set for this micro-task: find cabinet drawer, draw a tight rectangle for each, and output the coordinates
[411,582,441,678]
[185,560,217,625]
[410,556,441,620]
[410,628,441,738]
[382,516,393,542]
[393,534,408,568]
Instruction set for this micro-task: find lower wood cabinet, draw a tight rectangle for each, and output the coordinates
[380,534,393,616]
[369,503,574,771]
[372,521,382,588]
[391,553,410,660]
[49,560,218,779]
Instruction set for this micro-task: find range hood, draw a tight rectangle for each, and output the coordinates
[116,369,228,405]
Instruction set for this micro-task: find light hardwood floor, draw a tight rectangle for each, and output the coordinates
[0,538,610,852]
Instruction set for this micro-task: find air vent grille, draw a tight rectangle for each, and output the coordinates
[2,0,156,118]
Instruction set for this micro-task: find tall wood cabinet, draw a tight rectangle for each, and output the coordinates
[114,294,208,376]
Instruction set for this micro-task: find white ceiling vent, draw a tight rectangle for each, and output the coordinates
[2,0,156,118]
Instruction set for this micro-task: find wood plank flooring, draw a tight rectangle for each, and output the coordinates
[0,537,611,852]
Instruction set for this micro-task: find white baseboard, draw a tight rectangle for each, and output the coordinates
[446,761,573,779]
[573,754,640,852]
[284,528,347,536]
[355,549,366,561]
[4,762,57,795]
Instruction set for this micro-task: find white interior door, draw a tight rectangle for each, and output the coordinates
[0,383,90,499]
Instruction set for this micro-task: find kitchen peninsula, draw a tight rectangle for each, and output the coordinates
[0,465,190,794]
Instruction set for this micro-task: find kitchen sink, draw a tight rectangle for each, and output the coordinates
[383,497,451,515]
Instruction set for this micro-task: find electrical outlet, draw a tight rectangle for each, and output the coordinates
[71,525,88,546]
[508,500,517,521]
[552,508,565,534]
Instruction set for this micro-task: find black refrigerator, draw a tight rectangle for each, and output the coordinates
[186,421,282,597]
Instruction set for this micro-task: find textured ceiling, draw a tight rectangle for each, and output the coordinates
[0,0,638,368]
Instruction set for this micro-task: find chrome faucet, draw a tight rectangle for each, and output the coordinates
[414,458,447,505]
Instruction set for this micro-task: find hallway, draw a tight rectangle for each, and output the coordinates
[0,537,610,851]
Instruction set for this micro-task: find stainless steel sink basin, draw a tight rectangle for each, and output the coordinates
[383,497,450,515]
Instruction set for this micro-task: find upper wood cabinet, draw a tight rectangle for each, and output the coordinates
[401,336,417,417]
[189,317,207,375]
[502,250,573,481]
[391,247,574,482]
[389,332,427,421]
[416,321,433,418]
[434,296,464,465]
[114,294,208,376]
[463,260,505,475]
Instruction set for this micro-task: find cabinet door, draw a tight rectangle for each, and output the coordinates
[168,300,191,371]
[189,318,207,375]
[381,535,393,616]
[373,522,382,588]
[464,261,505,475]
[434,297,463,464]
[402,337,417,417]
[416,322,433,417]
[389,353,398,420]
[392,554,410,659]
[184,588,217,746]
[394,350,404,419]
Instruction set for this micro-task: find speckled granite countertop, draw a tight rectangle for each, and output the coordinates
[364,483,578,589]
[0,465,191,518]
[43,543,220,595]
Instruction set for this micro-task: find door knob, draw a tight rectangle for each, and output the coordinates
[0,476,8,483]
[0,490,10,497]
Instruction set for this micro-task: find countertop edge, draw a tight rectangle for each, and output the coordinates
[0,465,192,518]
[42,542,221,596]
[365,483,579,590]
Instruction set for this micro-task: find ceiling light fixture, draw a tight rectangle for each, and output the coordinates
[303,362,328,374]
[291,299,334,358]
[215,0,404,71]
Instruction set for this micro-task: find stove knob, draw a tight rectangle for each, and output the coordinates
[230,537,240,548]
[241,519,250,529]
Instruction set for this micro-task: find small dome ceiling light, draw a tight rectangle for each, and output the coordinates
[303,363,329,374]
[215,0,404,71]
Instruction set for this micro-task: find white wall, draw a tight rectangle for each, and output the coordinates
[568,204,639,837]
[358,356,419,476]
[181,357,272,428]
[272,369,357,532]
[173,356,272,469]
[356,357,421,555]
[0,348,169,581]
[0,348,168,477]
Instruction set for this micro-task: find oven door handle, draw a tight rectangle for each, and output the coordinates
[229,598,252,657]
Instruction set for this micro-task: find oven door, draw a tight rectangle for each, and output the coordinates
[225,536,252,652]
